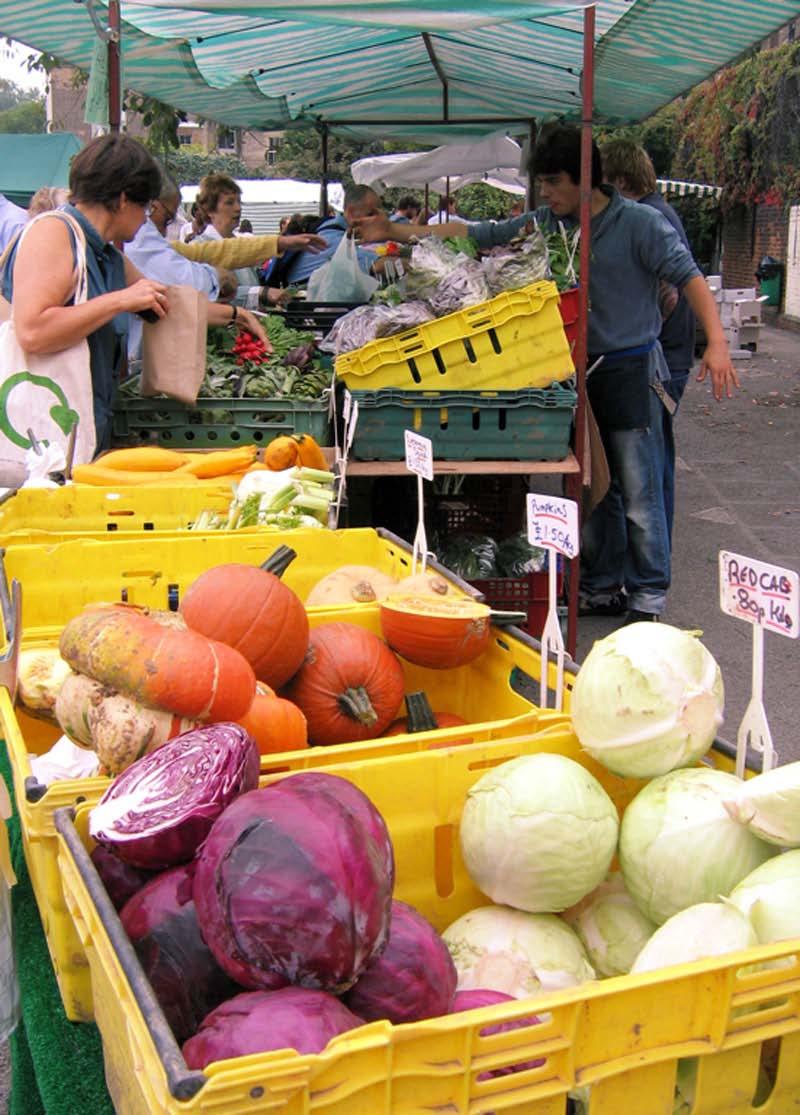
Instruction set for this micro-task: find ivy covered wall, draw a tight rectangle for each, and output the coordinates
[673,41,800,208]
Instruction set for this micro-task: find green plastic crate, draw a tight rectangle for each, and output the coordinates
[350,385,576,461]
[111,396,331,448]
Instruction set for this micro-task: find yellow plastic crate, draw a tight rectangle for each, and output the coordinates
[54,730,800,1115]
[0,482,237,544]
[335,280,574,392]
[3,527,475,632]
[2,603,573,1022]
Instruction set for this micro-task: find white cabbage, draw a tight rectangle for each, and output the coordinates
[459,753,619,913]
[631,901,757,974]
[563,873,656,977]
[570,623,724,779]
[723,761,800,847]
[442,905,595,998]
[729,849,800,943]
[619,768,775,925]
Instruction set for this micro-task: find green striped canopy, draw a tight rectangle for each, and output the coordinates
[2,1,799,136]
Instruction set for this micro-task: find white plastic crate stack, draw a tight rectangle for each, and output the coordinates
[706,275,767,357]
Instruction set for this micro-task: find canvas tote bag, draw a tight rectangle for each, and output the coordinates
[140,283,207,406]
[0,210,96,466]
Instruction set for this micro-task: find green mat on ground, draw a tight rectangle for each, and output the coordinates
[1,744,114,1115]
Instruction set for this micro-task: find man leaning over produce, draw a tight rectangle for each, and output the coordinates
[352,126,739,624]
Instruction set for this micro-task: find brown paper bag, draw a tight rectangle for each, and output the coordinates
[141,284,207,406]
[581,397,611,518]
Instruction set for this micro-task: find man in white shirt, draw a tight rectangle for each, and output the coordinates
[427,195,459,225]
[0,193,27,253]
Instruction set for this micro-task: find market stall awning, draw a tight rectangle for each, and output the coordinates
[657,178,723,200]
[2,1,799,135]
[0,131,81,205]
[352,135,524,190]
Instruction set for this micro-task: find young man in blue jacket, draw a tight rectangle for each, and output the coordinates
[353,126,738,623]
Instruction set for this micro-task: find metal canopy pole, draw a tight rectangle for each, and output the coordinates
[319,122,329,217]
[526,119,537,212]
[565,1,595,659]
[108,0,122,133]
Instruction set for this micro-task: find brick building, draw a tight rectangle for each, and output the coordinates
[46,66,283,171]
[721,203,789,289]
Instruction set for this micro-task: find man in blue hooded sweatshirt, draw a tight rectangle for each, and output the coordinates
[352,126,738,623]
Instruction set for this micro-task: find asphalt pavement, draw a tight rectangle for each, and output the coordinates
[575,321,800,763]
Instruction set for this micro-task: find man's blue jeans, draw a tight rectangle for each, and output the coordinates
[581,385,671,615]
[663,369,690,542]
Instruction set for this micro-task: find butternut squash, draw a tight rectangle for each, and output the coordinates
[179,446,258,479]
[292,433,327,471]
[72,465,199,487]
[97,447,189,472]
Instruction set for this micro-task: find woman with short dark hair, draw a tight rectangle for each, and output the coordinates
[2,134,170,452]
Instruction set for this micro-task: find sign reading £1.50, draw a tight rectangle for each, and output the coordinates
[526,494,579,559]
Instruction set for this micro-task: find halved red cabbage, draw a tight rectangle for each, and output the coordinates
[120,864,246,1044]
[182,988,364,1069]
[89,723,260,869]
[90,845,154,911]
[193,771,394,993]
[344,900,456,1023]
[451,989,544,1078]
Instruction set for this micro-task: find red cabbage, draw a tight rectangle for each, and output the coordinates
[89,723,260,869]
[451,989,544,1078]
[120,864,245,1044]
[193,772,394,992]
[90,845,154,911]
[182,988,364,1069]
[344,900,456,1023]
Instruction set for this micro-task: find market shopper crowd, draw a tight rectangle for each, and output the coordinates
[0,126,737,625]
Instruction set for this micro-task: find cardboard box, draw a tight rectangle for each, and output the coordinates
[721,287,757,302]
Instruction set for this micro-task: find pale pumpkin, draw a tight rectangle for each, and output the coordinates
[305,565,399,608]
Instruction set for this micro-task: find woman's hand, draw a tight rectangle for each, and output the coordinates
[234,308,273,353]
[119,278,170,319]
[277,233,328,254]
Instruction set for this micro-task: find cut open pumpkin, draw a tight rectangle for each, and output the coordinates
[379,594,492,670]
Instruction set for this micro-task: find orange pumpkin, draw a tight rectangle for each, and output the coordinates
[282,622,404,746]
[237,684,308,755]
[181,563,309,689]
[379,594,492,670]
[59,604,256,721]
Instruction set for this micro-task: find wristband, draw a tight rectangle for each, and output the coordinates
[230,303,238,323]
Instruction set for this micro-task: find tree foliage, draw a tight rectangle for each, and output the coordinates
[0,98,45,133]
[162,145,262,184]
[672,41,800,207]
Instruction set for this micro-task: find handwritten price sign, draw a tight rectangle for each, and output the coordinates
[404,430,433,481]
[526,494,579,559]
[719,551,798,639]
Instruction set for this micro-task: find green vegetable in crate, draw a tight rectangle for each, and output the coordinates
[630,901,757,975]
[570,623,724,780]
[619,768,776,926]
[562,873,656,978]
[442,905,595,998]
[436,534,499,580]
[729,851,800,944]
[459,754,619,913]
[722,760,800,847]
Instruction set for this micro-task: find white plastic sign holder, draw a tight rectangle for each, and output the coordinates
[404,430,433,575]
[526,493,579,711]
[332,389,359,529]
[718,550,799,778]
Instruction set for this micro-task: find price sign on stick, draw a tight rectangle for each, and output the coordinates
[526,494,579,712]
[719,551,799,779]
[333,393,359,528]
[404,431,433,575]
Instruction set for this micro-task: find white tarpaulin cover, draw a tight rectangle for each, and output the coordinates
[352,135,524,190]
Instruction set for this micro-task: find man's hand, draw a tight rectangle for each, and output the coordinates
[351,212,395,243]
[696,337,740,401]
[277,233,327,254]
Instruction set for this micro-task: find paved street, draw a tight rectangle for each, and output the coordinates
[576,321,800,763]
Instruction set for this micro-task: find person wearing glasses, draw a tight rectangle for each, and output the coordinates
[125,173,269,359]
[352,126,738,625]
